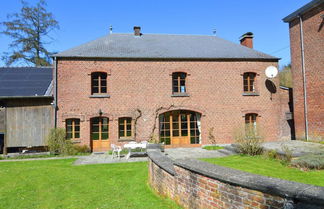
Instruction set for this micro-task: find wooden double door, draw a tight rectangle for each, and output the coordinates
[90,117,110,152]
[160,110,200,147]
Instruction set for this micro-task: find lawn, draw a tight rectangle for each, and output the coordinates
[202,145,224,150]
[0,159,181,209]
[201,155,324,187]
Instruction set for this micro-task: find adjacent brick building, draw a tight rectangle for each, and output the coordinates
[54,28,282,151]
[283,0,324,141]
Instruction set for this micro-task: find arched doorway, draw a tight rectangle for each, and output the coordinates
[159,110,201,147]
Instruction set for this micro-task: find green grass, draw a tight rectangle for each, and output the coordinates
[0,159,181,209]
[202,145,224,150]
[201,155,324,187]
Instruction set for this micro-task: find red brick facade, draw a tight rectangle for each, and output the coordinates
[56,58,282,151]
[287,5,324,140]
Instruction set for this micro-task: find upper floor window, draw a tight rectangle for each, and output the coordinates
[90,117,109,140]
[243,72,256,93]
[91,72,107,94]
[245,113,258,135]
[172,72,187,94]
[66,118,80,139]
[119,117,132,138]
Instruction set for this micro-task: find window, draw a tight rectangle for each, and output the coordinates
[119,117,132,138]
[245,113,258,135]
[172,72,187,94]
[91,72,107,94]
[66,119,80,139]
[90,117,109,140]
[243,72,256,93]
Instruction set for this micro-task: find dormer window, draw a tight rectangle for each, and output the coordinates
[91,72,107,95]
[243,72,256,93]
[172,72,187,94]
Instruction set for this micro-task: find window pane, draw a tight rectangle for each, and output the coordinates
[172,122,179,129]
[66,133,72,139]
[173,130,179,136]
[101,132,108,140]
[119,130,125,137]
[126,131,132,137]
[91,133,99,140]
[92,87,99,93]
[75,132,80,138]
[75,125,80,132]
[66,125,72,132]
[119,124,124,131]
[92,125,99,132]
[101,87,107,93]
[164,123,170,129]
[126,124,131,131]
[165,130,170,137]
[66,120,72,126]
[181,129,188,136]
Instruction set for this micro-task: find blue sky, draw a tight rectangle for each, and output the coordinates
[1,0,310,68]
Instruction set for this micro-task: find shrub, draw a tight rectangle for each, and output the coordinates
[263,149,278,160]
[73,144,91,154]
[290,153,324,170]
[281,144,293,163]
[233,126,264,156]
[47,128,75,155]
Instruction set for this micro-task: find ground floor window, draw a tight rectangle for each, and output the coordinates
[245,113,258,135]
[159,110,201,145]
[119,117,132,138]
[91,117,109,140]
[66,118,80,139]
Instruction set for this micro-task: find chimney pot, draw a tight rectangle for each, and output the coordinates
[134,26,141,36]
[240,32,254,48]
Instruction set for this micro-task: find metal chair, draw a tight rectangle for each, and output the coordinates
[111,144,122,159]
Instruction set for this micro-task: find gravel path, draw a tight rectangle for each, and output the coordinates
[262,141,324,157]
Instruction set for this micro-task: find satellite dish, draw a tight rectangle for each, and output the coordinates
[265,66,278,79]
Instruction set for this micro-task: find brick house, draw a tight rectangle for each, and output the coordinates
[53,27,281,152]
[283,0,324,141]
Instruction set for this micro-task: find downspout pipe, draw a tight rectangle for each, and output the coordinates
[53,57,58,128]
[298,15,309,141]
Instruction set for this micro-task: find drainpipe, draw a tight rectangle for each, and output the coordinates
[298,15,309,141]
[3,107,7,155]
[53,57,58,128]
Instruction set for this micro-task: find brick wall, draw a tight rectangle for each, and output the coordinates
[288,5,324,140]
[148,150,324,209]
[57,58,282,150]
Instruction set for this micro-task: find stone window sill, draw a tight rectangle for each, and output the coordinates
[89,94,110,98]
[118,138,135,142]
[242,92,260,96]
[171,93,189,97]
[71,140,81,144]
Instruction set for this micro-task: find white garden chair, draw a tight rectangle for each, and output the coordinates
[111,144,122,159]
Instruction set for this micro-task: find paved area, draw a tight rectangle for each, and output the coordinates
[262,140,324,156]
[73,153,148,165]
[164,147,235,160]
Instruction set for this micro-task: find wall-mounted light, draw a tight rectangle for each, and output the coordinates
[98,109,103,116]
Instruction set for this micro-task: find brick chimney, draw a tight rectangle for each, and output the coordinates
[134,26,141,36]
[240,32,253,48]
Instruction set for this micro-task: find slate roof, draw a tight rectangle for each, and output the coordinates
[283,0,324,22]
[54,33,278,60]
[0,67,53,97]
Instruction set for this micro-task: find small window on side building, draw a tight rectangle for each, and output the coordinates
[172,72,187,94]
[243,72,256,93]
[66,118,80,139]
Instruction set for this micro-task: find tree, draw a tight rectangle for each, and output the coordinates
[1,0,59,66]
[279,64,293,88]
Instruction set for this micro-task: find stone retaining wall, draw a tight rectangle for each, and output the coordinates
[148,150,324,209]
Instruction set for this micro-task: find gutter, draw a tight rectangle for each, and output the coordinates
[0,96,53,100]
[298,15,309,141]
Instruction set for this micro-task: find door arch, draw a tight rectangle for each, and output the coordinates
[159,110,201,147]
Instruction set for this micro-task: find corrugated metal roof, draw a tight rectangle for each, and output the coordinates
[0,67,52,97]
[283,0,324,22]
[54,33,278,60]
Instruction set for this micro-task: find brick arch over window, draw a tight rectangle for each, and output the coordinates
[91,72,107,95]
[172,72,187,94]
[65,118,80,139]
[243,72,257,93]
